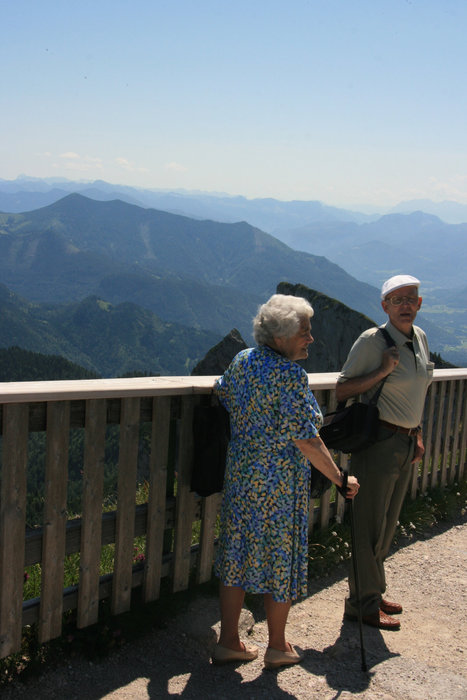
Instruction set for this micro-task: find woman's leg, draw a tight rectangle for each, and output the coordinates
[218,582,246,650]
[264,593,292,651]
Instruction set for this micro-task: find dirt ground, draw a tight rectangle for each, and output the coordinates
[3,519,466,699]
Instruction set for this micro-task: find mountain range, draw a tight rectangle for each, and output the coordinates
[0,193,385,333]
[0,182,465,368]
[0,176,375,230]
[3,176,467,226]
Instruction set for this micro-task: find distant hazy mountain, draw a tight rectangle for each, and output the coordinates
[275,212,467,291]
[389,199,467,224]
[273,212,467,362]
[0,286,220,376]
[0,176,375,230]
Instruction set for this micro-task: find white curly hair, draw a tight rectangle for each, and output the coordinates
[253,294,314,345]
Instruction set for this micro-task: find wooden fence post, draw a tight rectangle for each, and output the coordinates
[112,397,141,615]
[77,398,107,628]
[39,401,70,644]
[0,404,29,657]
[431,382,445,489]
[143,396,171,602]
[172,395,197,592]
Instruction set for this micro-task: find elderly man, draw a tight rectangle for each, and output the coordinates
[337,274,434,630]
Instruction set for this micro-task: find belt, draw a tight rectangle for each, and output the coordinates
[379,420,420,436]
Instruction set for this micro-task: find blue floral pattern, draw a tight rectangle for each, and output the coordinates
[214,345,323,602]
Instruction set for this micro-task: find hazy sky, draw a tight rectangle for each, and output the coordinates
[2,0,466,208]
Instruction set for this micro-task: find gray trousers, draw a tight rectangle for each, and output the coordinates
[345,426,417,616]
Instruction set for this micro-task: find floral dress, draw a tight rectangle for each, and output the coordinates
[214,344,323,602]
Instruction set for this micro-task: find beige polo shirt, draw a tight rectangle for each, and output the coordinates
[337,320,434,429]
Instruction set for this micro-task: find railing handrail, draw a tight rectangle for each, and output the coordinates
[0,368,464,404]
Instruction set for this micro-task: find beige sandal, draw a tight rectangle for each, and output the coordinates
[211,642,259,665]
[264,643,304,669]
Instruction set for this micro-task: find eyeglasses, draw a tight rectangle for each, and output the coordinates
[385,295,419,306]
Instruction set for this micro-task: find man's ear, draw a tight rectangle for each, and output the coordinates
[381,299,388,313]
[417,296,422,311]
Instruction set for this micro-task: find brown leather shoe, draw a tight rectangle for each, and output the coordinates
[344,610,401,630]
[363,610,401,630]
[380,598,403,615]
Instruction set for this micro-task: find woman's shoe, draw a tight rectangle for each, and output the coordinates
[264,644,304,670]
[211,642,259,665]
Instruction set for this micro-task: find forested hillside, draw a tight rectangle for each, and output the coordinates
[0,347,100,381]
[0,287,221,376]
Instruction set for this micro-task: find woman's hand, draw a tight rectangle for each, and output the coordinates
[294,436,359,498]
[345,475,359,499]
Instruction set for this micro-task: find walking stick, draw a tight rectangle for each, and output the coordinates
[348,494,367,672]
[338,470,367,672]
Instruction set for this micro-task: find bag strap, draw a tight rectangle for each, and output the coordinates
[367,326,396,405]
[379,325,396,350]
[337,326,396,410]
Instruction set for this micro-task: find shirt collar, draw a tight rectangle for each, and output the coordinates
[384,320,419,347]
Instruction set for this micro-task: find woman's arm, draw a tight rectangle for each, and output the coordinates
[294,436,359,498]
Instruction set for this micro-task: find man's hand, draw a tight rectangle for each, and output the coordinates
[336,345,400,403]
[412,433,425,463]
[381,345,400,375]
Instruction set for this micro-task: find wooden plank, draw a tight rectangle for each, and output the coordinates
[458,384,467,482]
[38,401,70,644]
[0,404,29,659]
[23,497,186,568]
[0,375,228,405]
[410,390,433,499]
[143,396,171,602]
[421,383,436,494]
[430,382,445,489]
[77,399,107,628]
[440,381,455,486]
[450,380,464,483]
[0,369,463,407]
[319,488,332,530]
[22,548,201,627]
[111,397,141,615]
[172,396,197,592]
[196,493,222,584]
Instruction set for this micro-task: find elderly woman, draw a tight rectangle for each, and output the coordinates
[211,294,359,669]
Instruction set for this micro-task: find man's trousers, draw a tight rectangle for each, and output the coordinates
[345,426,417,617]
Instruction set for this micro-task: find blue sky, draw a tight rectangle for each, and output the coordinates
[1,0,466,208]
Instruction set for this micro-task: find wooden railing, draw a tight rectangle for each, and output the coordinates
[0,369,466,659]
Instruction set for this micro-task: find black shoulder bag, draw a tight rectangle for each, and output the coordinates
[190,397,230,497]
[319,327,395,455]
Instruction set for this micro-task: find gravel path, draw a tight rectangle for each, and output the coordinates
[3,519,466,699]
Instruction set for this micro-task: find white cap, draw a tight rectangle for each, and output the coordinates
[381,274,420,300]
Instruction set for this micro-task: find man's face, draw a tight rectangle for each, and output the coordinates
[381,285,422,336]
